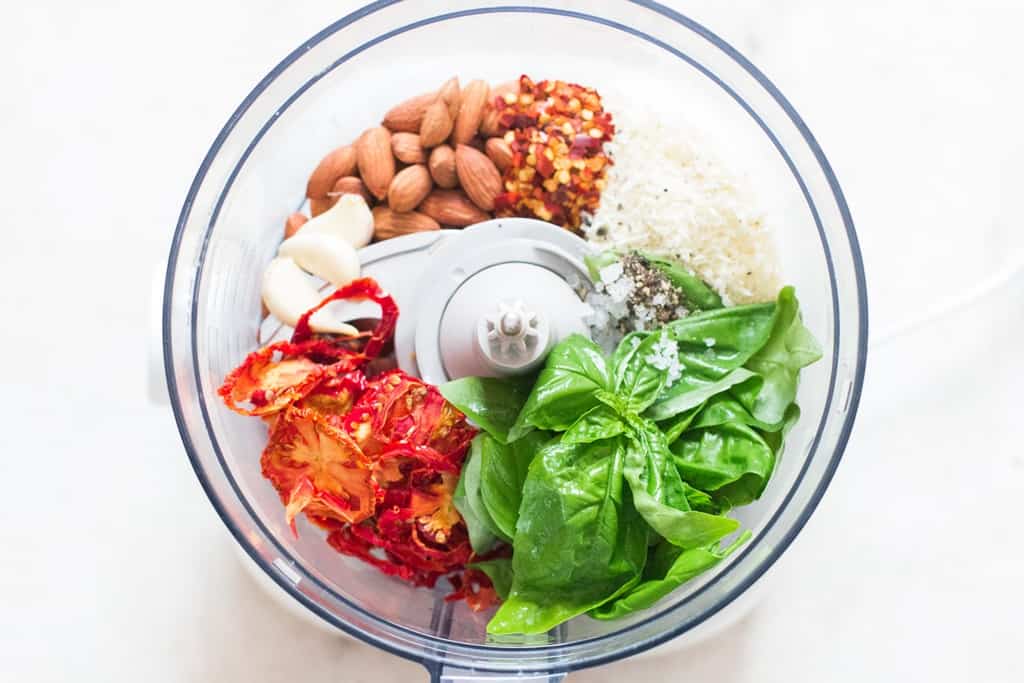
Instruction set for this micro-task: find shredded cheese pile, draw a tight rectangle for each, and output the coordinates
[584,108,780,305]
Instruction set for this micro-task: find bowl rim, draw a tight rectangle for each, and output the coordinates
[164,0,868,673]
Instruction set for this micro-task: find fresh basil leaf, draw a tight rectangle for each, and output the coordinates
[691,393,788,432]
[440,375,535,444]
[643,302,777,421]
[615,330,670,413]
[610,331,648,388]
[589,531,750,620]
[470,558,514,601]
[681,481,720,514]
[671,422,776,509]
[563,404,627,445]
[659,404,704,445]
[624,422,740,549]
[453,437,505,552]
[731,286,822,425]
[508,334,611,441]
[479,430,550,540]
[639,251,723,311]
[487,437,647,635]
[584,249,620,282]
[645,368,755,422]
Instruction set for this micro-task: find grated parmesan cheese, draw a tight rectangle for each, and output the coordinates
[584,107,780,305]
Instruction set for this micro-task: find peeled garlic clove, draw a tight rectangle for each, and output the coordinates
[301,193,373,248]
[309,309,359,337]
[261,257,357,336]
[278,231,360,288]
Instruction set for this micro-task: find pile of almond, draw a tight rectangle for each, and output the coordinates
[289,77,520,242]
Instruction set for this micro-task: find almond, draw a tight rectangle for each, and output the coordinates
[372,206,440,240]
[420,99,453,148]
[391,132,426,164]
[452,79,489,145]
[387,164,433,213]
[328,176,373,205]
[310,198,333,217]
[439,77,461,120]
[418,189,491,227]
[306,145,357,199]
[284,212,308,239]
[382,92,436,133]
[356,126,395,200]
[455,144,502,211]
[484,137,514,172]
[428,145,458,189]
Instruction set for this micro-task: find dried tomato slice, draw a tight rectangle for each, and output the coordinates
[222,278,490,606]
[291,278,398,360]
[261,406,376,535]
[218,340,363,416]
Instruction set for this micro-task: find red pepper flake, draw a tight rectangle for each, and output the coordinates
[491,75,615,231]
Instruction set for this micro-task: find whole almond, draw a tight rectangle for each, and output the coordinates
[284,212,308,239]
[387,164,433,213]
[372,206,440,240]
[428,145,458,189]
[391,132,426,164]
[439,77,461,120]
[419,189,491,227]
[420,99,453,148]
[455,144,502,211]
[328,176,373,205]
[306,145,357,199]
[452,80,489,145]
[356,126,396,200]
[310,197,334,217]
[382,91,436,133]
[485,137,514,172]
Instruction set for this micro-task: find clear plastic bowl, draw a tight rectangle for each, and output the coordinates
[163,1,868,679]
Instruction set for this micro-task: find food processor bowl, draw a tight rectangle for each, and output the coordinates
[164,1,867,679]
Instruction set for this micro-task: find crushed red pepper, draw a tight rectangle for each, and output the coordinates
[492,75,615,231]
[218,278,497,607]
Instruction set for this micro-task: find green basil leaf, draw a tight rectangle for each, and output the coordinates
[440,375,535,444]
[584,249,620,282]
[639,251,724,311]
[615,330,670,413]
[479,430,550,540]
[731,286,822,425]
[624,422,740,549]
[453,437,506,552]
[470,558,514,601]
[589,531,750,620]
[508,334,611,441]
[562,404,627,445]
[659,404,704,445]
[643,302,777,421]
[645,367,755,422]
[670,422,776,509]
[487,437,647,635]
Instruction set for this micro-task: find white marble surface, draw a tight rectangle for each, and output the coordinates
[2,1,1022,681]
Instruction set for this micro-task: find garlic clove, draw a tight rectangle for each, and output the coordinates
[309,309,359,337]
[278,231,360,288]
[261,257,358,336]
[301,193,373,248]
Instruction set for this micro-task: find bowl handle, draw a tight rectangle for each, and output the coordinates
[149,264,169,405]
[426,665,565,683]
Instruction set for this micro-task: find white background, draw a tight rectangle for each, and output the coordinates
[2,1,1022,681]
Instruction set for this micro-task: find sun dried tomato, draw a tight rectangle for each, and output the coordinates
[219,279,486,604]
[261,406,377,535]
